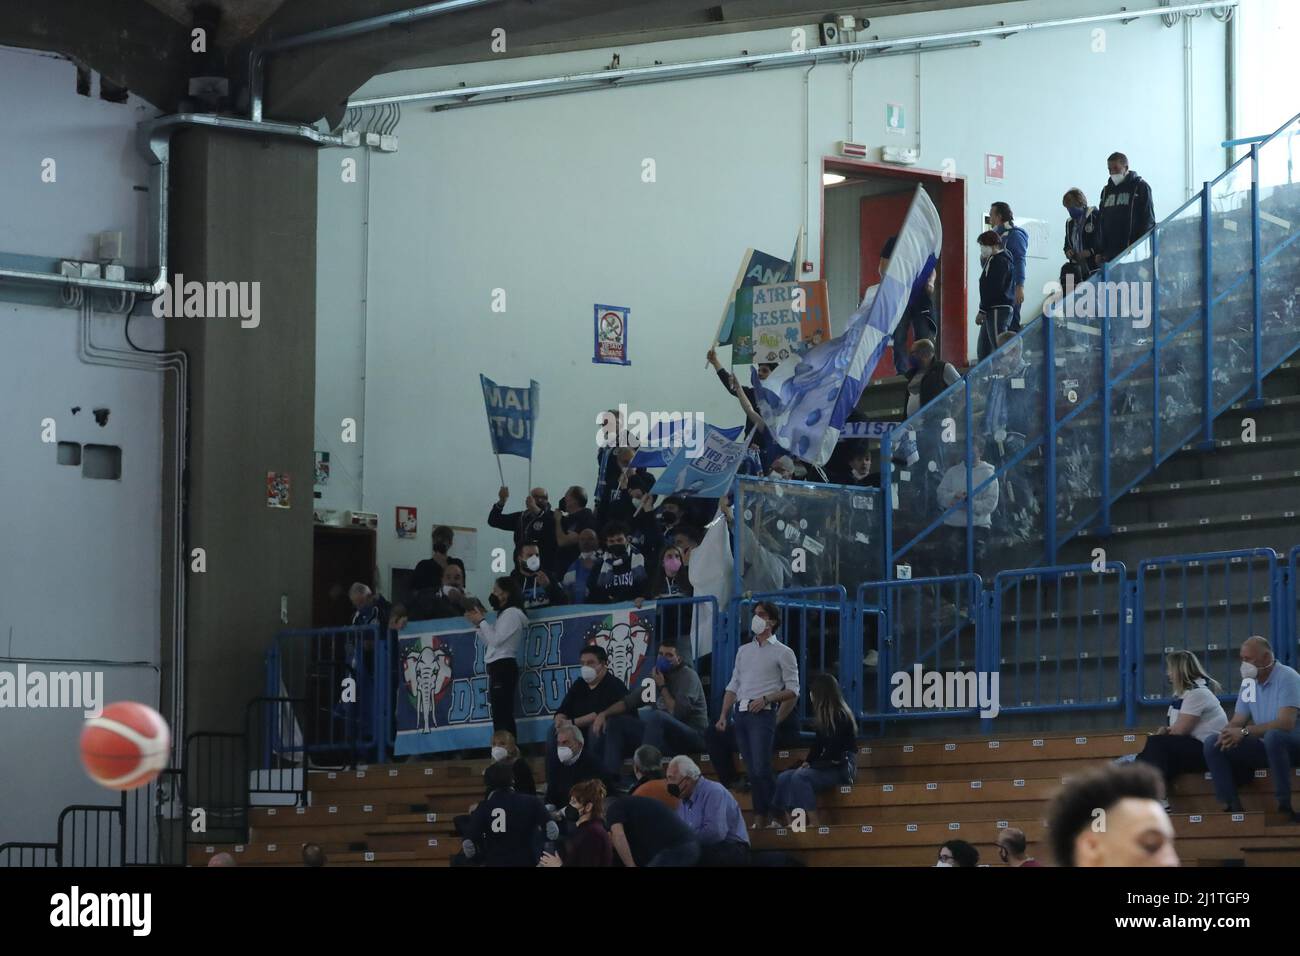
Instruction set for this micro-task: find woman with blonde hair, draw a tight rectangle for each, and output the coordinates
[1134,650,1227,806]
[770,673,858,828]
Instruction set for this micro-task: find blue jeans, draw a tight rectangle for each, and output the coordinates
[639,708,707,756]
[772,763,853,814]
[1202,728,1300,808]
[707,708,778,816]
[647,839,701,867]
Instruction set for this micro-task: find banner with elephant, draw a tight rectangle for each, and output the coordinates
[393,602,660,755]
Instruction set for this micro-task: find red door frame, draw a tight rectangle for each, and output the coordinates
[819,157,968,370]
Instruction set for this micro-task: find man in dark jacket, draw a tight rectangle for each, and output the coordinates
[510,542,567,610]
[878,235,938,375]
[988,203,1029,331]
[488,485,559,570]
[463,762,550,866]
[544,721,612,807]
[976,229,1015,361]
[1098,152,1155,263]
[1061,187,1105,287]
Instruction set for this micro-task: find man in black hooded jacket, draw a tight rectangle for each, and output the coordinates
[1098,152,1155,263]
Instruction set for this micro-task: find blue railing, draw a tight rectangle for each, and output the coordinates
[880,110,1300,580]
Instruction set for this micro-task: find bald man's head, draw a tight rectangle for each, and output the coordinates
[1241,636,1276,679]
[207,852,236,867]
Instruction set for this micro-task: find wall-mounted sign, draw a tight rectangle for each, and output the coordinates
[593,304,631,365]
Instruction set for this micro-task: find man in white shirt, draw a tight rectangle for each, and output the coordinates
[936,441,999,576]
[705,601,800,829]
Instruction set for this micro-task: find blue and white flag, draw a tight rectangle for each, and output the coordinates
[650,425,750,498]
[479,374,540,458]
[753,187,941,466]
[630,422,744,468]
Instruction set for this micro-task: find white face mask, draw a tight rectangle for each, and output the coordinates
[935,860,953,868]
[581,665,598,683]
[490,746,509,762]
[751,614,767,636]
[979,245,995,262]
[556,746,576,765]
[442,585,461,597]
[580,550,597,561]
[851,466,869,479]
[524,555,541,572]
[1241,661,1259,680]
[1110,172,1125,186]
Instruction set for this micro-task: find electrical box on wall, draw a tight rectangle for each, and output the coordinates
[346,511,378,529]
[838,140,868,158]
[881,146,919,165]
[819,22,840,45]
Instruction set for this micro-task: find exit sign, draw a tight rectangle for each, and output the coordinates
[886,103,905,134]
[985,153,1005,184]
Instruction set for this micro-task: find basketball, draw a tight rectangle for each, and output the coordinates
[79,702,171,791]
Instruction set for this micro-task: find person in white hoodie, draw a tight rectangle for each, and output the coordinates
[465,577,529,737]
[936,440,999,575]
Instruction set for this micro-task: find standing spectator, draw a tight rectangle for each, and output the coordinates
[1202,637,1300,819]
[936,839,980,867]
[463,761,550,867]
[666,755,751,866]
[904,338,960,419]
[707,601,800,830]
[608,473,661,564]
[650,546,693,601]
[561,528,603,604]
[596,448,640,528]
[548,645,628,782]
[544,722,606,808]
[605,795,701,868]
[595,639,709,772]
[551,485,598,576]
[488,485,559,570]
[629,744,679,809]
[876,235,939,375]
[464,577,527,737]
[1134,651,1227,806]
[707,346,774,408]
[510,543,567,610]
[976,229,1015,360]
[987,203,1028,331]
[1046,762,1178,867]
[995,827,1040,867]
[586,522,649,605]
[1098,152,1156,264]
[349,583,391,634]
[410,526,462,593]
[771,674,857,828]
[833,441,880,488]
[1061,188,1104,286]
[936,440,999,575]
[594,408,622,520]
[539,779,612,867]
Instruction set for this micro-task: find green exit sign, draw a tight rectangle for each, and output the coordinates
[886,103,905,134]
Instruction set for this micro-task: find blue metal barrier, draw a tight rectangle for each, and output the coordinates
[1286,545,1300,669]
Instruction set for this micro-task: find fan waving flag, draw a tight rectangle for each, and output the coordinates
[753,186,941,466]
[479,374,541,458]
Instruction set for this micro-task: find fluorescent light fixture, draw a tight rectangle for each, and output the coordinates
[823,173,847,186]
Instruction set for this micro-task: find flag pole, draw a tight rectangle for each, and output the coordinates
[495,453,505,488]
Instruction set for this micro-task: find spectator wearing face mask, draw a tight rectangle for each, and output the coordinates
[834,441,879,488]
[771,674,857,829]
[904,338,960,419]
[549,645,629,784]
[936,440,999,574]
[708,601,800,830]
[586,522,649,606]
[544,721,607,808]
[464,577,527,737]
[1046,762,1178,867]
[877,235,939,375]
[594,408,623,518]
[488,485,559,570]
[539,779,612,867]
[987,203,1028,332]
[1061,187,1104,287]
[995,827,1040,867]
[707,346,774,408]
[410,526,463,593]
[596,447,640,528]
[1203,636,1300,819]
[462,761,551,868]
[629,744,679,808]
[976,230,1015,360]
[605,794,701,868]
[1131,651,1226,807]
[609,472,660,563]
[490,729,537,796]
[666,755,750,867]
[936,839,979,867]
[651,546,693,601]
[433,562,469,617]
[1098,152,1155,264]
[510,542,566,610]
[551,485,598,576]
[652,494,687,549]
[562,528,603,604]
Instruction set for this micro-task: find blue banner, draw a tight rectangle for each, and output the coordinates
[479,374,540,458]
[649,424,749,498]
[630,421,743,468]
[394,602,659,754]
[716,247,794,346]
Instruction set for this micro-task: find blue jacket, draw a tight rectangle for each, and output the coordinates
[995,223,1029,290]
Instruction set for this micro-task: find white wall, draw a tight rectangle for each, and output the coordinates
[316,0,1235,600]
[0,48,165,846]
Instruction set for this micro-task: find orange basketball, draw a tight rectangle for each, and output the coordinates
[80,701,171,791]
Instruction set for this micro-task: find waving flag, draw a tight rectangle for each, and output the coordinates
[630,421,744,468]
[479,374,541,458]
[753,186,941,466]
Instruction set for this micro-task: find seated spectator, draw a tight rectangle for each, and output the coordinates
[207,852,236,867]
[586,522,648,605]
[489,485,559,570]
[389,603,409,635]
[435,562,468,616]
[936,440,998,574]
[1133,650,1226,806]
[1061,187,1104,286]
[548,645,628,784]
[595,639,709,773]
[976,229,1015,360]
[904,338,960,419]
[1046,762,1178,867]
[301,844,326,867]
[772,674,857,828]
[464,761,550,867]
[544,722,606,808]
[490,729,537,796]
[551,485,598,575]
[1203,636,1300,820]
[995,827,1040,867]
[651,546,693,600]
[540,779,612,867]
[510,542,567,610]
[936,839,979,867]
[707,601,800,829]
[348,583,391,633]
[561,528,603,604]
[666,755,750,867]
[629,744,679,809]
[605,794,701,868]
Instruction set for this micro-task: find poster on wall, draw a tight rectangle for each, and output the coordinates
[985,153,1005,185]
[886,103,906,135]
[313,451,330,499]
[731,280,831,366]
[394,602,659,754]
[396,506,418,539]
[593,304,631,365]
[266,472,291,509]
